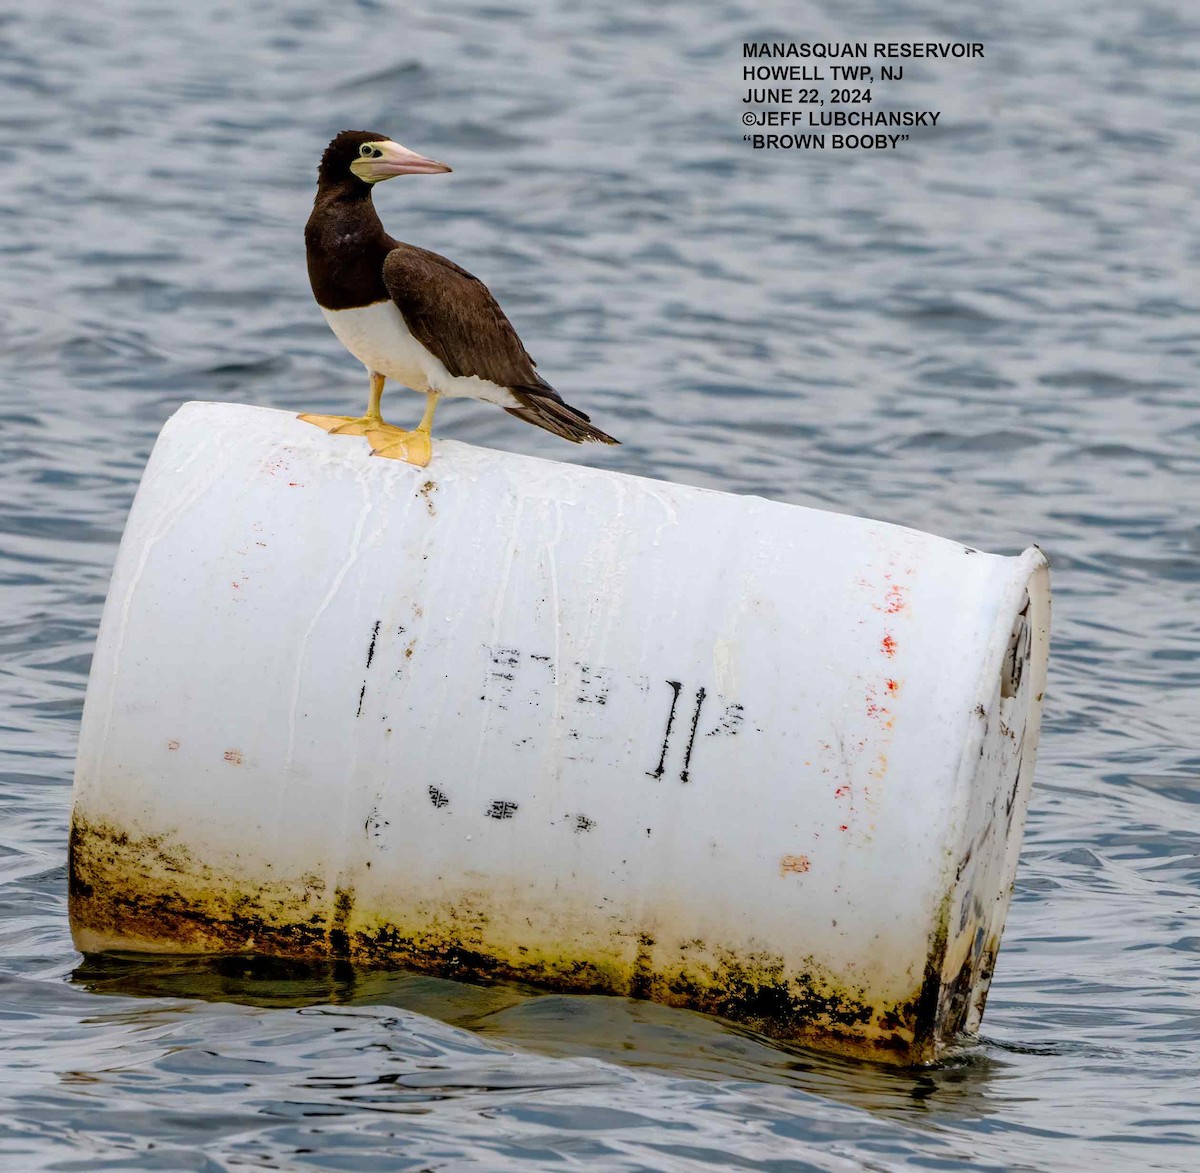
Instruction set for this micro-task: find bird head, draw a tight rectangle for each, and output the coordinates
[319,130,452,187]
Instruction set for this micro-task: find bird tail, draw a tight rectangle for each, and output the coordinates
[504,385,620,445]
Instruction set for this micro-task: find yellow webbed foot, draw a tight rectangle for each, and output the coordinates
[297,413,382,436]
[366,424,432,468]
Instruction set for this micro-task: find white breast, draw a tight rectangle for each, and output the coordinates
[321,302,519,407]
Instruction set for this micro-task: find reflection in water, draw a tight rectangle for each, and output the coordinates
[73,950,1008,1124]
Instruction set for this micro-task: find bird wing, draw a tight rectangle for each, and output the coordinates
[381,243,619,446]
[381,244,543,388]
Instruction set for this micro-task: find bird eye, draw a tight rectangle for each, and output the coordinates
[359,144,372,157]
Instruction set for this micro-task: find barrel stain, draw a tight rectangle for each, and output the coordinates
[428,786,450,809]
[69,817,957,1064]
[485,800,518,820]
[69,818,330,957]
[329,887,354,959]
[911,891,951,1051]
[575,814,595,832]
[629,932,655,999]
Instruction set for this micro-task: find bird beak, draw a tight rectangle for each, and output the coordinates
[352,141,452,182]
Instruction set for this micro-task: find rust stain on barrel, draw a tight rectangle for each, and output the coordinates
[68,816,952,1064]
[779,854,810,875]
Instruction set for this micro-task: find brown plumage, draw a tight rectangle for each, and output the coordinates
[380,246,616,443]
[304,130,618,450]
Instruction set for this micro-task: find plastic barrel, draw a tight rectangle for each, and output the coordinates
[69,402,1050,1063]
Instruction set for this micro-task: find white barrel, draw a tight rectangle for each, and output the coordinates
[70,402,1049,1063]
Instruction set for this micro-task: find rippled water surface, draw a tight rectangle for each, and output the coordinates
[2,0,1198,1168]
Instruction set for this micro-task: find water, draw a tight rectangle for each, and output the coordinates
[1,0,1197,1168]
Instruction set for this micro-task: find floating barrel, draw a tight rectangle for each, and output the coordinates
[69,402,1050,1063]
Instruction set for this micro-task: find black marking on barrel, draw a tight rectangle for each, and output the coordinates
[482,646,522,711]
[356,683,366,718]
[576,663,610,705]
[529,653,557,687]
[647,680,683,779]
[365,805,389,840]
[679,687,707,783]
[486,800,519,820]
[428,786,450,809]
[1005,748,1026,825]
[365,620,381,669]
[707,702,744,738]
[575,814,595,832]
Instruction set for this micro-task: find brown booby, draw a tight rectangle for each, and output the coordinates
[299,130,619,466]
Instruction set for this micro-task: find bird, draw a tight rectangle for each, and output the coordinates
[299,130,619,467]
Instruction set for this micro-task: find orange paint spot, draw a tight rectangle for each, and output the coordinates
[223,749,243,765]
[780,854,810,875]
[886,679,899,693]
[884,584,908,613]
[167,739,180,751]
[835,784,851,798]
[839,824,849,832]
[881,633,897,657]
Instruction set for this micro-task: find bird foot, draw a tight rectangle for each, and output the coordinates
[297,413,382,436]
[366,424,433,468]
